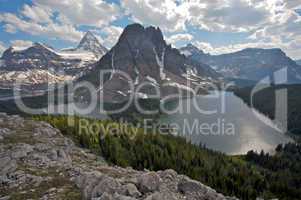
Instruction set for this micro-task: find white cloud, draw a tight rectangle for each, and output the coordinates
[185,0,275,32]
[101,26,123,47]
[10,40,33,48]
[194,41,214,53]
[193,40,291,56]
[0,1,122,44]
[4,24,17,33]
[0,12,83,43]
[166,33,194,45]
[33,0,121,27]
[21,4,52,23]
[122,0,187,32]
[0,0,300,59]
[0,42,6,55]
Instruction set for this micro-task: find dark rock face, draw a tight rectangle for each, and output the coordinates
[79,24,220,102]
[181,44,301,83]
[296,59,301,66]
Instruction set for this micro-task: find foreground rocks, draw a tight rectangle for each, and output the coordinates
[0,113,238,200]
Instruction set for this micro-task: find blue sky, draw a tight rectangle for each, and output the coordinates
[0,0,300,59]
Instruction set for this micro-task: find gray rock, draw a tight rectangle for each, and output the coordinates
[178,177,207,194]
[0,156,17,176]
[76,171,105,199]
[11,144,33,159]
[159,169,177,180]
[122,183,141,198]
[137,172,161,194]
[144,192,177,200]
[0,196,10,200]
[95,192,113,200]
[0,128,11,140]
[113,193,137,200]
[91,176,122,198]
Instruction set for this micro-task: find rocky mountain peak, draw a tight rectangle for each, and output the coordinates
[79,23,220,102]
[118,24,166,50]
[77,31,108,58]
[78,31,99,48]
[180,43,206,59]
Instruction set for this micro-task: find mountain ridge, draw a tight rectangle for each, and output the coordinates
[0,32,107,87]
[78,23,221,102]
[180,44,301,83]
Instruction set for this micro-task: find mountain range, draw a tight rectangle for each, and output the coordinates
[78,24,220,102]
[0,23,300,98]
[0,32,107,87]
[180,44,301,83]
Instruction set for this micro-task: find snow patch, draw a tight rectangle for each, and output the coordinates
[0,70,73,85]
[153,47,166,80]
[136,92,149,99]
[109,51,115,80]
[117,90,127,97]
[165,82,193,91]
[146,76,159,86]
[181,50,192,57]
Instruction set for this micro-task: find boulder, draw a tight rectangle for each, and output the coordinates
[91,176,122,198]
[122,183,141,198]
[137,172,161,194]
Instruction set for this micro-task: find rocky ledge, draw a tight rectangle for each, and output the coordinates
[0,113,238,200]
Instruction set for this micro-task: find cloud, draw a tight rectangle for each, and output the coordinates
[192,40,291,57]
[185,0,274,32]
[166,33,194,45]
[10,40,33,48]
[194,41,214,53]
[33,0,122,27]
[0,12,83,43]
[0,0,300,59]
[0,1,122,44]
[0,42,6,55]
[101,26,123,47]
[21,4,52,23]
[122,0,187,32]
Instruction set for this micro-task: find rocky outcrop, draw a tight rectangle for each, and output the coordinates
[0,113,238,200]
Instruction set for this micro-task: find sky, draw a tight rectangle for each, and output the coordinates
[0,0,301,59]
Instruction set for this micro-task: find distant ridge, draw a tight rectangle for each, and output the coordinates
[180,44,301,83]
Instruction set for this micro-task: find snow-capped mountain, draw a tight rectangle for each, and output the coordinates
[0,32,107,87]
[76,31,107,58]
[296,59,301,66]
[62,31,107,60]
[78,24,220,102]
[180,44,301,83]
